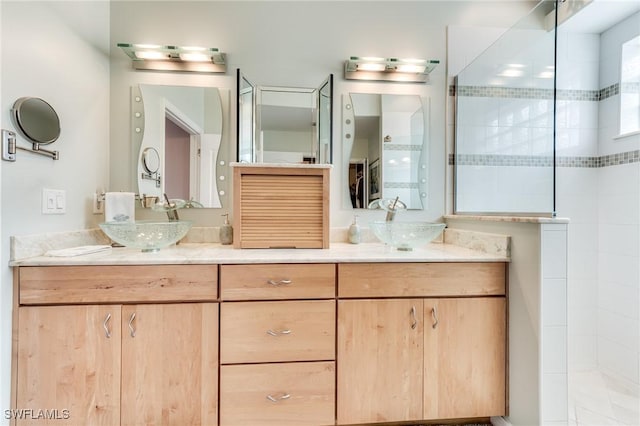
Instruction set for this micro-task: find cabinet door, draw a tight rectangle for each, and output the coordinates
[16,305,121,426]
[423,297,506,419]
[337,299,423,424]
[121,303,218,426]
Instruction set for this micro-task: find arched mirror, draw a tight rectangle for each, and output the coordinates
[343,93,429,210]
[236,70,333,164]
[132,84,228,208]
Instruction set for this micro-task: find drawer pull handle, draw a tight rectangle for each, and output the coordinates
[266,393,291,402]
[103,313,112,338]
[410,306,418,330]
[128,312,136,338]
[267,279,292,286]
[266,329,292,336]
[431,307,438,329]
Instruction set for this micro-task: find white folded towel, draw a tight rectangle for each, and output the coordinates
[105,192,135,223]
[46,245,112,257]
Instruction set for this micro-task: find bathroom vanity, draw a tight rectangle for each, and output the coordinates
[10,241,508,426]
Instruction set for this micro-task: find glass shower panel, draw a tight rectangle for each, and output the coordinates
[454,1,557,215]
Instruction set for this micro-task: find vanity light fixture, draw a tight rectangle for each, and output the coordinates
[344,56,439,83]
[117,43,227,73]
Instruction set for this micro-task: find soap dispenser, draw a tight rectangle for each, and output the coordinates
[220,213,233,245]
[348,215,361,244]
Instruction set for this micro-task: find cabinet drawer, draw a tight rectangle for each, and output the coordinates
[220,264,335,300]
[220,300,335,363]
[338,262,506,298]
[18,265,218,305]
[220,361,335,426]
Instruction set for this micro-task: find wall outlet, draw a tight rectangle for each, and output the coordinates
[42,188,66,214]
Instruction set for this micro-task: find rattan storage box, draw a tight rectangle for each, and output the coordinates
[232,164,331,249]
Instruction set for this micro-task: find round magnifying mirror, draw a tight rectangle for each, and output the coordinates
[12,97,61,144]
[142,147,160,174]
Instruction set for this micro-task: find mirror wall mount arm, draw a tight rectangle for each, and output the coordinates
[1,129,59,161]
[141,170,161,188]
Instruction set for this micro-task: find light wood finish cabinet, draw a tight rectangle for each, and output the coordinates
[233,165,330,249]
[423,298,506,419]
[121,303,218,426]
[12,265,219,426]
[338,262,505,298]
[220,263,335,300]
[16,305,121,426]
[13,260,507,426]
[18,265,218,304]
[219,263,336,426]
[337,262,507,425]
[220,300,335,364]
[337,299,424,424]
[220,361,335,426]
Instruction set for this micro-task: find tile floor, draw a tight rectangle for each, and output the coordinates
[569,370,640,425]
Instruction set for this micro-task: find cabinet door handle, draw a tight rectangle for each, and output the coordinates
[103,313,112,338]
[266,329,292,336]
[431,306,439,329]
[266,393,291,402]
[410,306,418,330]
[128,312,136,338]
[267,279,292,286]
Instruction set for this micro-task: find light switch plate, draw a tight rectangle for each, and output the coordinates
[42,188,66,214]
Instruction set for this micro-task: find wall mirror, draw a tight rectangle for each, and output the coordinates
[132,84,228,208]
[343,93,429,210]
[236,69,333,164]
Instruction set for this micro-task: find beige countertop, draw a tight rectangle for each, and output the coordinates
[10,241,508,267]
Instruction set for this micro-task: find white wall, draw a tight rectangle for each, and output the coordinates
[0,1,110,420]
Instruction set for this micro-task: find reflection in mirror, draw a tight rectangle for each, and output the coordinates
[236,70,333,164]
[343,93,428,210]
[134,84,224,208]
[141,147,161,187]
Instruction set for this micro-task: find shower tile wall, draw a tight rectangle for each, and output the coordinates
[594,12,640,386]
[555,32,601,375]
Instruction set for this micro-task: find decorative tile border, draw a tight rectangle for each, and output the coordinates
[449,150,640,168]
[450,83,619,101]
[383,144,423,151]
[383,182,420,189]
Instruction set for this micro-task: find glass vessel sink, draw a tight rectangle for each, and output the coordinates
[99,220,193,252]
[369,221,445,251]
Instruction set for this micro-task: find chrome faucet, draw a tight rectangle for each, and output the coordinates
[385,197,401,222]
[368,196,407,222]
[163,194,180,221]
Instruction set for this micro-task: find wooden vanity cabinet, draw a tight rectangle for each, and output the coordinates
[337,262,507,425]
[219,264,336,426]
[12,265,218,426]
